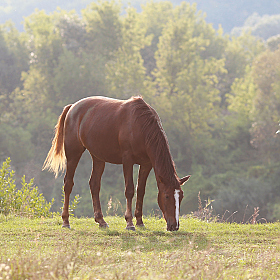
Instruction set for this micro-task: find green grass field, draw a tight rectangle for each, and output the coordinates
[1,215,280,279]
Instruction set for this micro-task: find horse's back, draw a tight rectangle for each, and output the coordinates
[64,96,149,164]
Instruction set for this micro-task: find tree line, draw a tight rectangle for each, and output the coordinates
[1,1,280,221]
[2,0,280,33]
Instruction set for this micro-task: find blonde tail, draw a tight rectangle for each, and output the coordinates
[42,104,72,177]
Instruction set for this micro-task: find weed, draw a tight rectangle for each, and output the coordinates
[106,196,125,216]
[191,192,268,225]
[191,191,215,222]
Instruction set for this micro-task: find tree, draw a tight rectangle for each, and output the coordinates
[249,47,280,163]
[151,2,225,167]
[0,22,30,166]
[2,1,280,219]
[82,0,122,59]
[0,22,28,116]
[140,1,174,77]
[140,3,227,213]
[231,13,280,40]
[220,32,264,107]
[105,6,152,99]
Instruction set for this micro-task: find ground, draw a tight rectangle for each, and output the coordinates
[0,215,280,279]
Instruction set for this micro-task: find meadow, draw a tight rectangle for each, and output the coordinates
[1,215,280,279]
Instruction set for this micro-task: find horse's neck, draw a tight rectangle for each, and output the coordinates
[149,137,177,183]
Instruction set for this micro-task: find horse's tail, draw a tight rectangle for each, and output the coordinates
[42,104,72,177]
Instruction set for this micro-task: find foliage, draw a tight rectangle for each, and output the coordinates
[249,47,280,164]
[0,1,280,221]
[1,0,280,34]
[212,177,273,222]
[0,158,53,217]
[105,5,152,99]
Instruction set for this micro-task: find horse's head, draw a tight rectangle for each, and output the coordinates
[157,175,190,231]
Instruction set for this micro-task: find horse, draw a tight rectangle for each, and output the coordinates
[43,96,190,231]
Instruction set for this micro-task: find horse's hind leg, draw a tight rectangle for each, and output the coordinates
[62,145,85,228]
[135,163,152,227]
[89,156,108,228]
[123,156,135,230]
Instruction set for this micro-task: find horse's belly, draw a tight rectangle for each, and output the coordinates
[91,145,123,164]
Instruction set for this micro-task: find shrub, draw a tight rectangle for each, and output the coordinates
[212,177,272,222]
[0,158,53,217]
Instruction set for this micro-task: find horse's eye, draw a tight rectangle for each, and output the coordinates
[165,195,169,199]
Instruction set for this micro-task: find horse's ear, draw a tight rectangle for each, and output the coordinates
[179,175,191,185]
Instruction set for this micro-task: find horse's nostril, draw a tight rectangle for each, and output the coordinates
[167,224,179,231]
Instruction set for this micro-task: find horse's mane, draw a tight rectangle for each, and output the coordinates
[130,96,178,184]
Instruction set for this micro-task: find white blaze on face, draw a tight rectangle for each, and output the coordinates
[174,189,180,227]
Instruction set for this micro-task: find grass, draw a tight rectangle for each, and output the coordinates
[0,215,280,279]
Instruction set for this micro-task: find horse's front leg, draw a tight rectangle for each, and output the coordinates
[89,157,108,228]
[135,163,152,227]
[123,157,135,230]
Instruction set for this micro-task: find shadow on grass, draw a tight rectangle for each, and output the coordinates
[119,231,208,252]
[73,225,208,252]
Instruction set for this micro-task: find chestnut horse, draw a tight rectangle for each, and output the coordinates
[43,96,190,231]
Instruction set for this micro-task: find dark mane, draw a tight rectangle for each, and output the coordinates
[130,96,178,185]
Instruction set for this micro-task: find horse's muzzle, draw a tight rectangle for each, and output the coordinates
[167,221,179,231]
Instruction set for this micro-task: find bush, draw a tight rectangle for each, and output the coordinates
[212,177,273,222]
[0,158,53,217]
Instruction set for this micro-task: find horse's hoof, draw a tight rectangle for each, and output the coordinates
[136,224,145,228]
[126,226,136,231]
[99,223,109,229]
[62,224,71,229]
